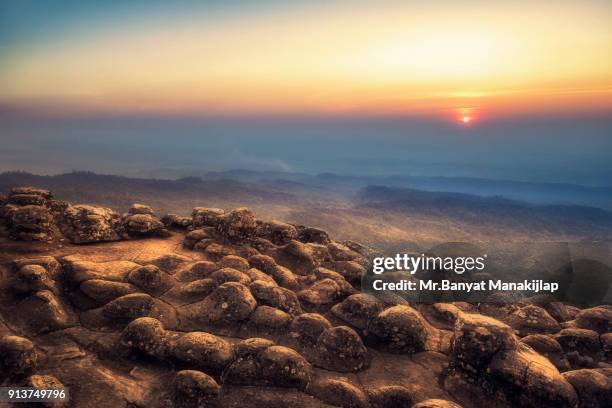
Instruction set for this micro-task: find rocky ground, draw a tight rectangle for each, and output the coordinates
[0,187,610,408]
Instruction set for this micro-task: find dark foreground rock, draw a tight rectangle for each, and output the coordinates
[0,186,609,408]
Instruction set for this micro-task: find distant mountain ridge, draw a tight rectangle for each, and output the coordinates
[359,185,611,215]
[1,170,610,245]
[3,169,611,209]
[201,169,612,210]
[357,185,612,230]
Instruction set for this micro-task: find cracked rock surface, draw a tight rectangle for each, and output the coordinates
[0,187,610,407]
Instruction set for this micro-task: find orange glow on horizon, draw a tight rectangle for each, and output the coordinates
[0,2,610,119]
[455,107,477,125]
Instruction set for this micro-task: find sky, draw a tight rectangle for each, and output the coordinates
[0,1,611,185]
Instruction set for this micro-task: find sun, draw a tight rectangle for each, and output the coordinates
[455,107,476,125]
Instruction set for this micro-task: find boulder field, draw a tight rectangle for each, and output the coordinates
[0,187,610,407]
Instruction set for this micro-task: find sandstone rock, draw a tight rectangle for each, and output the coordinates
[183,228,212,249]
[367,305,429,354]
[61,257,139,283]
[13,256,61,278]
[191,207,225,227]
[488,344,578,408]
[218,255,250,271]
[2,202,21,219]
[59,204,121,243]
[270,265,300,290]
[128,203,155,215]
[314,267,356,296]
[256,220,298,245]
[234,338,276,361]
[331,293,385,330]
[507,305,561,337]
[25,374,67,407]
[594,367,612,377]
[333,261,366,285]
[191,238,215,252]
[316,326,368,372]
[602,332,612,360]
[562,368,612,408]
[308,378,369,408]
[249,280,302,315]
[250,237,278,252]
[478,293,520,321]
[7,205,54,241]
[26,373,65,388]
[521,293,558,307]
[121,213,169,237]
[451,313,517,374]
[102,293,155,320]
[7,193,47,206]
[173,370,220,408]
[544,301,572,323]
[250,257,298,288]
[245,268,277,286]
[193,282,257,323]
[120,317,169,358]
[290,313,332,343]
[0,202,16,218]
[203,242,237,259]
[5,189,600,407]
[521,334,570,371]
[12,264,54,294]
[222,338,275,387]
[221,356,260,386]
[249,254,278,274]
[249,306,292,329]
[566,305,582,320]
[296,226,331,245]
[80,279,137,303]
[367,385,416,408]
[173,332,234,372]
[176,261,217,281]
[327,242,362,262]
[145,253,192,272]
[209,267,251,285]
[412,400,463,408]
[283,240,321,270]
[554,328,603,368]
[172,278,218,302]
[298,278,341,307]
[0,335,38,378]
[127,264,173,296]
[420,303,463,330]
[48,199,69,214]
[20,290,73,334]
[217,207,258,241]
[11,186,52,199]
[161,213,192,229]
[311,241,335,260]
[257,345,312,389]
[574,306,612,334]
[24,374,65,404]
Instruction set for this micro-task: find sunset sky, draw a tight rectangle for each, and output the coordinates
[1,1,611,186]
[1,0,611,120]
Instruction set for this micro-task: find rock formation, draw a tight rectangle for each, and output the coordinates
[0,186,609,407]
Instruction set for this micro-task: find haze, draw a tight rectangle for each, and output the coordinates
[1,1,611,187]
